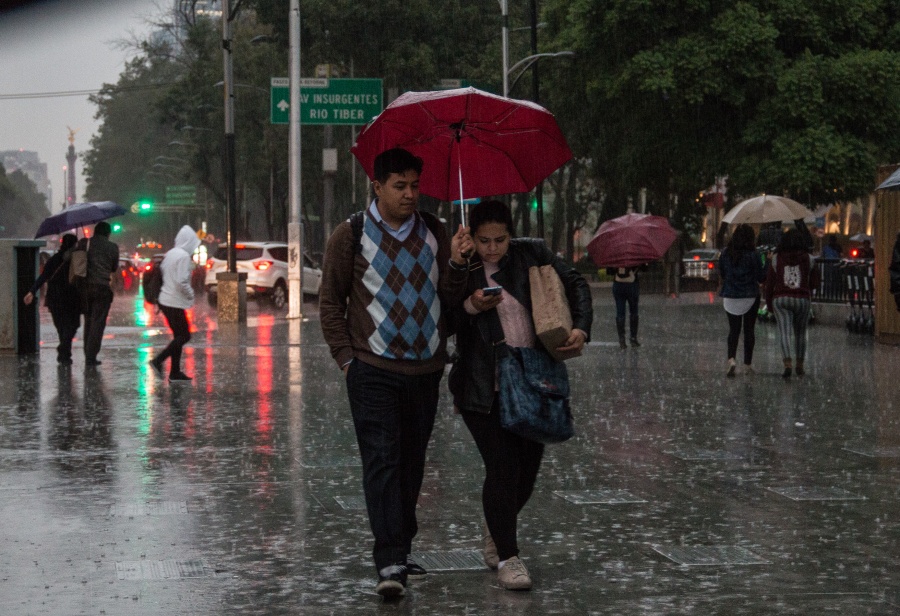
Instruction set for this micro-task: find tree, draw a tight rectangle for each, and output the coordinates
[0,164,51,238]
[542,0,900,220]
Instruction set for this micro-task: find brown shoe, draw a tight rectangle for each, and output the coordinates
[498,556,532,590]
[483,522,499,569]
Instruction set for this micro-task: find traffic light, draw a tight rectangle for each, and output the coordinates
[139,200,153,214]
[531,196,538,210]
[111,223,122,233]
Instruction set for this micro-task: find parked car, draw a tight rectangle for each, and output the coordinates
[112,257,140,294]
[682,248,721,282]
[204,242,322,309]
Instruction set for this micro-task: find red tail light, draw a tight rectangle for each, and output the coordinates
[206,259,214,269]
[707,262,715,269]
[144,264,152,272]
[253,260,273,271]
[693,255,700,260]
[850,248,859,258]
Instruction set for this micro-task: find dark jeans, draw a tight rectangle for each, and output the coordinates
[346,359,442,571]
[726,296,761,364]
[462,400,544,561]
[82,283,113,362]
[155,305,191,376]
[613,280,639,321]
[50,306,80,362]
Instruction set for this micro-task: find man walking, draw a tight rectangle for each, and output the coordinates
[81,221,119,366]
[320,148,471,598]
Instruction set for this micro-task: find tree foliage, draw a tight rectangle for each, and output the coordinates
[0,163,50,238]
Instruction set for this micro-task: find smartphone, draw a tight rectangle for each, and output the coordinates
[482,286,503,296]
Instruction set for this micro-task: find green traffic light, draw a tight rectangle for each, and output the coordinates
[112,223,122,233]
[139,201,152,212]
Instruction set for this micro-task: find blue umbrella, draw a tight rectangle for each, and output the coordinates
[34,201,125,238]
[876,167,900,191]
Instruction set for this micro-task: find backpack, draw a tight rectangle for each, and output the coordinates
[68,239,89,285]
[143,263,164,305]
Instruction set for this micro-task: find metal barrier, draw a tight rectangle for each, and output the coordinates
[812,258,874,305]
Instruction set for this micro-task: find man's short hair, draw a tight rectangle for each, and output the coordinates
[94,221,112,237]
[373,148,423,184]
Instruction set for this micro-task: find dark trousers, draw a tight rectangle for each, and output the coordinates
[346,359,442,571]
[613,280,639,321]
[50,306,80,362]
[82,284,113,362]
[462,400,545,561]
[726,296,761,364]
[155,305,191,376]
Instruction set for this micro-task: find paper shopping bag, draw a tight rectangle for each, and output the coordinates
[529,265,580,361]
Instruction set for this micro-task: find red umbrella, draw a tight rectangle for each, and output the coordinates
[587,213,677,268]
[351,87,572,225]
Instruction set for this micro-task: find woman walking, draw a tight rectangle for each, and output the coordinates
[150,225,201,382]
[23,234,81,365]
[765,228,819,378]
[608,266,643,349]
[719,224,766,376]
[448,200,592,590]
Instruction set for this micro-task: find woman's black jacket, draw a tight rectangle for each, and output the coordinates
[447,238,593,415]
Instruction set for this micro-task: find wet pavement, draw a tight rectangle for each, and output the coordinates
[1,289,898,615]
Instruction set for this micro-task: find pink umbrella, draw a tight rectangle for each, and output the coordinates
[587,213,677,268]
[350,87,572,225]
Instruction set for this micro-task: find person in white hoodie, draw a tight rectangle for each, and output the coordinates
[150,225,201,382]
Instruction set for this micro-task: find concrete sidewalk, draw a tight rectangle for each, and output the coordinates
[0,293,897,614]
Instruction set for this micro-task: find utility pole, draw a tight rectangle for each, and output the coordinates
[530,0,545,239]
[287,0,304,319]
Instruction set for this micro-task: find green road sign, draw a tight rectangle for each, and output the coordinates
[166,184,196,206]
[271,77,383,125]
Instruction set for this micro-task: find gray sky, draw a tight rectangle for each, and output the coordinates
[0,0,158,212]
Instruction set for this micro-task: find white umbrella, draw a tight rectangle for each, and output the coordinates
[722,195,814,225]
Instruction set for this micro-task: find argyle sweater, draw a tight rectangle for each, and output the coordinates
[320,209,468,375]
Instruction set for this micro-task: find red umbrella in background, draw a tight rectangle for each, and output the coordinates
[587,213,677,268]
[351,87,572,225]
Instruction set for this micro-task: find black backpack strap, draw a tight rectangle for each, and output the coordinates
[350,210,365,254]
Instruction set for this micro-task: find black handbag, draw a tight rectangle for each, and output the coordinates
[496,344,574,444]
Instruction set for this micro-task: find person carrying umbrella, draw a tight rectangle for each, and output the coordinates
[79,221,119,367]
[22,234,81,365]
[319,148,471,598]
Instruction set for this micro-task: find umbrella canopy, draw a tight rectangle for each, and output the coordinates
[587,213,677,269]
[350,87,572,219]
[722,195,813,225]
[35,201,125,238]
[876,167,900,191]
[849,233,874,242]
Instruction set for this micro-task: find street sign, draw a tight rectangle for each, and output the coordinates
[271,77,383,125]
[166,184,196,206]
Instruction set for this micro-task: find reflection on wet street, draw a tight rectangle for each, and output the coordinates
[1,290,898,614]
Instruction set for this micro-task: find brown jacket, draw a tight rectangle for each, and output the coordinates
[319,210,467,375]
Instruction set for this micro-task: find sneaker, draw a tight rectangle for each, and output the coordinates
[375,563,407,598]
[744,364,754,375]
[169,372,192,383]
[406,556,427,579]
[483,525,499,569]
[726,358,736,378]
[149,358,164,377]
[498,556,532,591]
[629,337,641,348]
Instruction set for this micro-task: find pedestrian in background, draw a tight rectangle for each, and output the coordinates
[22,233,81,365]
[765,228,820,378]
[319,148,470,598]
[663,229,684,298]
[150,225,200,383]
[608,265,645,349]
[719,224,766,377]
[80,221,119,367]
[447,200,592,591]
[890,232,900,312]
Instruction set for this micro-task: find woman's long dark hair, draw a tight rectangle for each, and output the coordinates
[727,224,756,263]
[777,228,809,253]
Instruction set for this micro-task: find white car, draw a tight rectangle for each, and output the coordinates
[204,242,322,309]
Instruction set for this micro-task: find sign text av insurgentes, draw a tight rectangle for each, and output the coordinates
[270,78,383,125]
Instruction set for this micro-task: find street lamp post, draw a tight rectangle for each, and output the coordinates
[218,0,248,323]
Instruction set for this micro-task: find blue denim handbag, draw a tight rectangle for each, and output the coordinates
[497,345,574,444]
